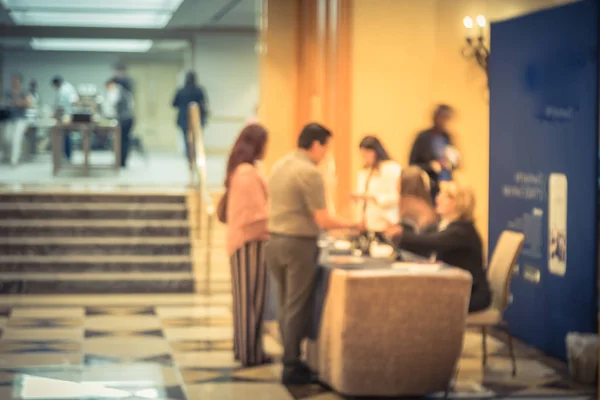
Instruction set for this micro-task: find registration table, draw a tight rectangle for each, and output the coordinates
[266,241,473,397]
[51,120,120,176]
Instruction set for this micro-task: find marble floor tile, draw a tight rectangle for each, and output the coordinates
[185,382,294,400]
[173,351,241,369]
[163,326,233,342]
[10,307,85,319]
[84,315,162,331]
[179,369,222,384]
[81,363,182,387]
[231,364,282,382]
[1,327,84,342]
[0,352,82,369]
[83,336,171,361]
[156,305,232,319]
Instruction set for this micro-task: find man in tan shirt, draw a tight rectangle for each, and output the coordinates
[266,123,362,384]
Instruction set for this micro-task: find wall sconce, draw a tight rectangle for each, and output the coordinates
[461,15,490,74]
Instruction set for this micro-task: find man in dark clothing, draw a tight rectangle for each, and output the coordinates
[112,63,135,168]
[172,71,209,163]
[409,104,458,199]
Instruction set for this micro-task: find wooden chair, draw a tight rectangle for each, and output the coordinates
[467,230,525,376]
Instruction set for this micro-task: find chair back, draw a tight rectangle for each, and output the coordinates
[487,230,525,311]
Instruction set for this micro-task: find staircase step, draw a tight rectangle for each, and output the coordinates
[0,220,190,237]
[0,255,192,273]
[0,272,194,294]
[0,237,191,256]
[0,192,187,204]
[0,203,187,220]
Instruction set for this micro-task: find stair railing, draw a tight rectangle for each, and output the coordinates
[187,102,214,294]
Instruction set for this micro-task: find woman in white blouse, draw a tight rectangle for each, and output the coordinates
[352,136,402,234]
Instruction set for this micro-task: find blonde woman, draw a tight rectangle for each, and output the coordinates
[386,179,491,313]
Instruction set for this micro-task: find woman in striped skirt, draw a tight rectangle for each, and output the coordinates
[225,124,271,366]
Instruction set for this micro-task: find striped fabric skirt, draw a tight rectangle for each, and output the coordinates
[230,240,268,366]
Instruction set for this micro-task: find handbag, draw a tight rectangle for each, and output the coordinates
[217,191,228,223]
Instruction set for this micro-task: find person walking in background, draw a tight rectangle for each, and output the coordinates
[2,73,31,166]
[51,76,79,162]
[109,77,135,168]
[266,123,364,384]
[172,71,209,163]
[27,79,40,110]
[352,135,402,237]
[223,124,271,366]
[409,104,460,199]
[113,62,134,93]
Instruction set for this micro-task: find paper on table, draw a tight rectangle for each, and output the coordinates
[391,262,442,272]
[328,255,364,265]
[333,240,352,250]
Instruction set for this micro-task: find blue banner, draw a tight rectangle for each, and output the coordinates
[489,0,598,360]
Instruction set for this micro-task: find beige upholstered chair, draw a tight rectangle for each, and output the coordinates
[308,268,472,397]
[467,230,525,376]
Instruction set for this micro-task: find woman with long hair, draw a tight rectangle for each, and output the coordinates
[352,136,402,235]
[224,123,271,366]
[172,71,209,162]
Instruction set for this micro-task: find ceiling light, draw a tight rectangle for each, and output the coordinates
[463,16,473,29]
[1,0,183,11]
[476,15,487,28]
[11,11,172,28]
[30,38,153,52]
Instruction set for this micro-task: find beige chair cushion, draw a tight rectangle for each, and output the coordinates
[488,231,525,310]
[466,307,502,326]
[312,267,472,397]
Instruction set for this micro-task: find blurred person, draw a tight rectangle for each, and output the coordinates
[113,62,134,92]
[28,79,40,110]
[409,104,460,199]
[51,76,79,161]
[398,165,435,230]
[266,123,365,384]
[386,179,491,313]
[223,124,272,366]
[109,76,135,168]
[352,135,402,237]
[172,71,209,163]
[2,73,31,166]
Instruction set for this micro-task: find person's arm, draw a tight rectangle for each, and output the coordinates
[300,169,362,231]
[391,224,469,255]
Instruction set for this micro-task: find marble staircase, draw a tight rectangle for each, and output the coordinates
[0,190,195,294]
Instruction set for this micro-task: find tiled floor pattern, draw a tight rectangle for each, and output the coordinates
[0,296,595,400]
[0,151,226,189]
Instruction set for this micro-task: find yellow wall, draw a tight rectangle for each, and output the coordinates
[351,0,437,180]
[351,0,578,247]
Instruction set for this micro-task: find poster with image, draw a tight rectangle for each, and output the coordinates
[548,173,567,276]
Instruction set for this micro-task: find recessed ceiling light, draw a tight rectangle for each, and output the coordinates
[30,38,154,52]
[12,11,172,28]
[1,0,183,11]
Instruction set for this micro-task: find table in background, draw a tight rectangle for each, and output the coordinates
[52,120,120,176]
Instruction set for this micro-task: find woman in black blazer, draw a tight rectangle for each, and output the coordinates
[387,179,491,313]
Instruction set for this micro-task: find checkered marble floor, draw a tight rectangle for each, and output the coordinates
[0,292,595,400]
